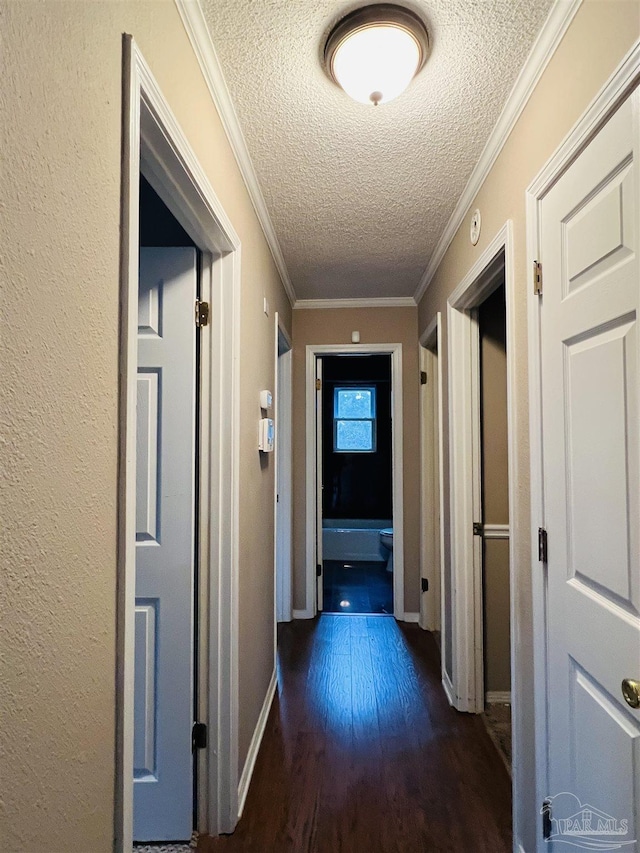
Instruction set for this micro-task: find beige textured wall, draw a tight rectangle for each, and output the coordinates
[417,2,639,849]
[480,290,510,693]
[0,2,291,850]
[291,307,420,614]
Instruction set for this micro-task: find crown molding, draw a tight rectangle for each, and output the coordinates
[413,0,583,304]
[174,0,296,306]
[294,296,417,310]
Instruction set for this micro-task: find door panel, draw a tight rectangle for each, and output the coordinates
[134,247,197,841]
[540,92,639,847]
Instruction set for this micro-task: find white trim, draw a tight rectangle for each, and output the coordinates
[530,40,640,199]
[419,314,439,348]
[418,313,443,636]
[274,316,293,625]
[304,344,405,619]
[446,221,516,730]
[237,670,277,819]
[442,670,456,708]
[403,612,420,623]
[293,608,314,620]
[483,524,510,540]
[117,38,240,850]
[413,0,583,303]
[447,301,482,714]
[485,691,511,705]
[294,297,417,310]
[174,0,295,306]
[526,39,640,853]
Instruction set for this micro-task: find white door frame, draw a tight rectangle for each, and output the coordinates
[303,343,405,620]
[446,221,516,715]
[117,37,241,851]
[526,42,640,851]
[274,314,293,625]
[419,314,444,637]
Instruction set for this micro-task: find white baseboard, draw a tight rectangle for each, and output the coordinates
[485,691,511,705]
[403,612,420,623]
[292,608,314,620]
[237,670,277,818]
[442,670,456,707]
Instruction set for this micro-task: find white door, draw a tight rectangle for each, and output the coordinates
[316,356,323,612]
[134,247,197,841]
[539,93,639,847]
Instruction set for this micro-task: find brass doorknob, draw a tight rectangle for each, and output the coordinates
[622,678,640,709]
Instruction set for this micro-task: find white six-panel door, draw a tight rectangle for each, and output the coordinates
[539,92,639,848]
[134,247,197,841]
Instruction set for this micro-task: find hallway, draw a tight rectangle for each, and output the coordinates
[201,616,511,853]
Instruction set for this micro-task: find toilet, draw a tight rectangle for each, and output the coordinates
[379,527,393,573]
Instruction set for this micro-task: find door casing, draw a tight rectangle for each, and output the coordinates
[117,37,241,852]
[419,314,444,639]
[526,41,640,852]
[302,343,405,620]
[274,314,293,625]
[446,222,519,838]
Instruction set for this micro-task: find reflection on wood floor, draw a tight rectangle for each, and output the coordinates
[200,615,512,853]
[322,560,393,614]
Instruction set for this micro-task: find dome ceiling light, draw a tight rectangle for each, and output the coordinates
[324,4,430,106]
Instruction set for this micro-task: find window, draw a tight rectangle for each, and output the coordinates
[333,387,376,452]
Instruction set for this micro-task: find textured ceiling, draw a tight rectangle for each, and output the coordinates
[201,0,554,301]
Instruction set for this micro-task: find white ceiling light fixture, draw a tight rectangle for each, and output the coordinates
[324,4,429,106]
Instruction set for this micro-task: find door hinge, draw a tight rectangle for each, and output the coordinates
[421,577,429,593]
[533,260,542,297]
[315,378,322,391]
[420,370,428,385]
[316,564,322,577]
[192,721,207,750]
[538,527,548,563]
[473,522,484,536]
[195,299,210,327]
[541,798,552,840]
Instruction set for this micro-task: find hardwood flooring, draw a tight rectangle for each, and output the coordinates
[322,560,393,614]
[200,615,512,853]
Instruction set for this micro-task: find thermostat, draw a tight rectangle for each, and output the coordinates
[259,418,274,452]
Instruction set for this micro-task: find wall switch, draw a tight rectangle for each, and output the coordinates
[263,297,269,316]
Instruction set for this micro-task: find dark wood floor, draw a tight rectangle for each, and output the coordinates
[200,615,512,853]
[323,560,393,614]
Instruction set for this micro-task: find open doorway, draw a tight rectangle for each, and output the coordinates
[118,40,241,853]
[446,222,516,790]
[319,354,393,615]
[305,343,404,620]
[133,179,200,842]
[478,284,512,773]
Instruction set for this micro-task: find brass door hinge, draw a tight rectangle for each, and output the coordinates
[195,299,210,327]
[316,378,322,391]
[533,260,542,297]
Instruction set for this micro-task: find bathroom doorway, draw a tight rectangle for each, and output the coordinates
[305,343,405,619]
[320,354,393,614]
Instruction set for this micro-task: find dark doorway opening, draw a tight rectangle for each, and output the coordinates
[320,354,393,615]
